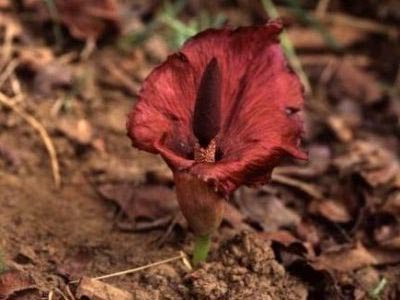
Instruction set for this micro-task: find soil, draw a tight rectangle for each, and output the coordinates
[131,233,307,300]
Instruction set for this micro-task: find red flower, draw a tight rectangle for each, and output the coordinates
[127,21,307,235]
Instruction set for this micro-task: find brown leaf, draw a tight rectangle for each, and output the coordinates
[260,230,299,247]
[96,183,178,220]
[17,48,73,97]
[223,203,250,231]
[314,242,377,272]
[32,62,73,96]
[271,174,324,199]
[57,118,94,145]
[382,191,400,215]
[287,24,368,50]
[309,199,352,223]
[327,115,353,143]
[17,47,54,70]
[76,277,133,300]
[22,0,120,41]
[328,60,384,104]
[0,270,36,300]
[296,220,321,246]
[57,247,93,281]
[334,140,400,187]
[368,248,400,265]
[55,0,120,40]
[239,191,301,231]
[0,0,10,9]
[0,141,21,169]
[379,235,400,250]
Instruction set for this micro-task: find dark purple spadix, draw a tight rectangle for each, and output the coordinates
[192,57,221,147]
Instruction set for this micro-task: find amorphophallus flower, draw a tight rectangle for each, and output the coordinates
[127,21,307,265]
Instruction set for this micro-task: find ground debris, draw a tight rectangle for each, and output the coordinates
[334,140,399,187]
[0,270,37,300]
[21,0,121,41]
[76,277,133,300]
[328,60,384,104]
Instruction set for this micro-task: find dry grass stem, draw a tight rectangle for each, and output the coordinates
[54,287,72,300]
[0,92,61,188]
[315,0,331,17]
[80,38,96,61]
[70,252,186,284]
[48,290,54,300]
[65,285,76,300]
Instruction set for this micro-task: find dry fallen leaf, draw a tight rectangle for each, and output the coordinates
[97,183,178,221]
[57,118,94,145]
[238,189,301,231]
[327,115,353,143]
[334,140,400,187]
[382,191,400,215]
[328,60,384,104]
[0,270,36,300]
[309,199,352,223]
[32,62,73,96]
[57,247,94,281]
[287,24,368,50]
[23,0,121,41]
[314,242,377,272]
[17,47,74,97]
[76,277,133,300]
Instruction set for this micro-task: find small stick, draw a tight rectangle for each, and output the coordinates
[0,92,61,188]
[80,38,96,60]
[70,253,186,284]
[54,287,71,300]
[47,291,54,300]
[65,285,76,300]
[0,59,18,88]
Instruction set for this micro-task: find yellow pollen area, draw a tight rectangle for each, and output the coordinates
[194,139,216,163]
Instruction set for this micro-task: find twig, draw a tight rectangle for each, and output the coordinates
[261,0,312,95]
[54,287,71,300]
[65,285,76,300]
[0,59,18,88]
[80,38,96,61]
[0,19,17,70]
[70,252,186,284]
[0,92,61,188]
[47,290,54,300]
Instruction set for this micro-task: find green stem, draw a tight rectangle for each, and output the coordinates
[192,234,211,266]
